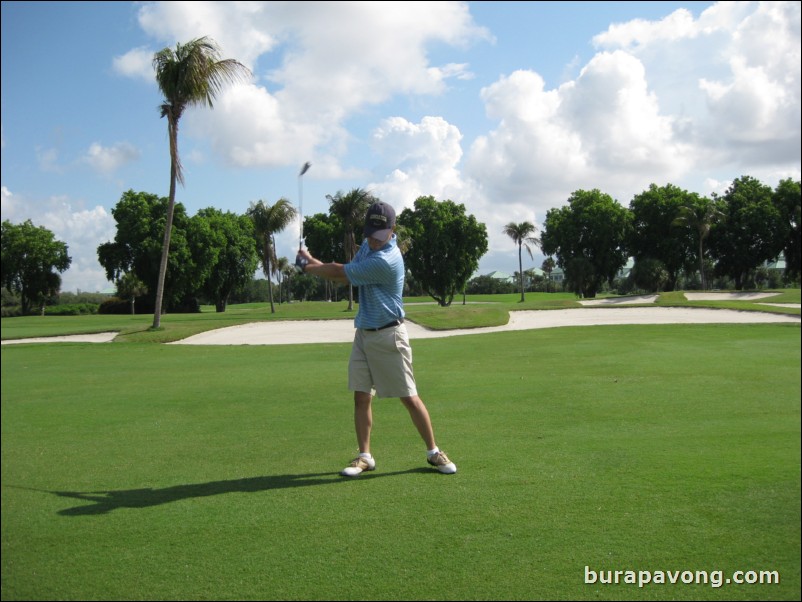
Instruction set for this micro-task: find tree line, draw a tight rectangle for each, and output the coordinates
[2,173,798,315]
[539,176,799,298]
[90,188,489,312]
[0,187,486,314]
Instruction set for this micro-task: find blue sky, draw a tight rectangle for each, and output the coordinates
[2,1,800,293]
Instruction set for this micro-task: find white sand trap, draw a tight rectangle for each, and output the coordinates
[684,292,781,301]
[4,306,798,346]
[681,292,799,309]
[170,307,799,346]
[1,331,118,345]
[760,303,801,308]
[578,295,658,305]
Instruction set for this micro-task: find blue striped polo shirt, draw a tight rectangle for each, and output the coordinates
[344,235,405,329]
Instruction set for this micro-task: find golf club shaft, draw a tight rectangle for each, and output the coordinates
[298,177,303,249]
[298,162,311,250]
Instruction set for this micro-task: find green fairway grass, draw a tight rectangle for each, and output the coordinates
[2,319,799,600]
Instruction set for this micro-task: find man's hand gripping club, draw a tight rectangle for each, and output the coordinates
[294,249,310,273]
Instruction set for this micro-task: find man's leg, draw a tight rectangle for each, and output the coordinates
[354,391,373,453]
[401,394,457,474]
[341,391,376,476]
[400,395,436,450]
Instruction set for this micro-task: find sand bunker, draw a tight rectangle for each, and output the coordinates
[171,307,799,346]
[3,299,798,346]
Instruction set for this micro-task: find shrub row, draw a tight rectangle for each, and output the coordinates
[1,303,99,317]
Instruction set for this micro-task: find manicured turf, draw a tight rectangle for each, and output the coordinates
[2,321,799,600]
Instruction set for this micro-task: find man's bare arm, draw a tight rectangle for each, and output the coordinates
[306,261,349,284]
[297,249,350,284]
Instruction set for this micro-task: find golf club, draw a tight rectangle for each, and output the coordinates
[298,161,311,249]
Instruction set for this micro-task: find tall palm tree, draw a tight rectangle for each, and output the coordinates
[327,188,375,310]
[151,36,250,329]
[672,199,724,290]
[247,199,297,314]
[503,221,540,302]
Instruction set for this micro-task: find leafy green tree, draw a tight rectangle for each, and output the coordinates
[1,219,71,315]
[190,208,259,312]
[398,196,488,307]
[708,176,785,289]
[291,272,319,302]
[1,286,20,309]
[327,188,375,310]
[466,274,515,295]
[303,212,345,302]
[672,195,725,290]
[628,183,698,291]
[247,199,296,313]
[772,178,801,282]
[98,190,192,311]
[628,257,670,292]
[540,189,631,298]
[151,36,251,328]
[303,212,344,263]
[231,278,271,304]
[503,221,539,302]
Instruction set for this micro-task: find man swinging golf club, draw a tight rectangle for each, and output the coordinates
[296,201,457,476]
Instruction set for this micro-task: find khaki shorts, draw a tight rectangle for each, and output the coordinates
[349,323,417,398]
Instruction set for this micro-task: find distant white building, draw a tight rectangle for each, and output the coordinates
[764,254,786,272]
[484,271,515,284]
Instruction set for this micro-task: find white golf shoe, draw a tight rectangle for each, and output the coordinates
[341,454,376,477]
[427,450,457,474]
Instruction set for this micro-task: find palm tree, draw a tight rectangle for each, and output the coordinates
[116,272,148,315]
[280,261,296,303]
[503,221,540,302]
[327,188,375,310]
[247,199,297,314]
[541,256,556,292]
[672,199,724,290]
[151,36,250,329]
[275,256,289,303]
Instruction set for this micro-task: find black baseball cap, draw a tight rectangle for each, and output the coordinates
[363,201,396,239]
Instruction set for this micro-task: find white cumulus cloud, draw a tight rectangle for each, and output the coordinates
[82,142,141,174]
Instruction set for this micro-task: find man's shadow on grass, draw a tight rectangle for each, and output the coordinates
[37,468,430,516]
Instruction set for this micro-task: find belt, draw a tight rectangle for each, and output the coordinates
[364,319,404,331]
